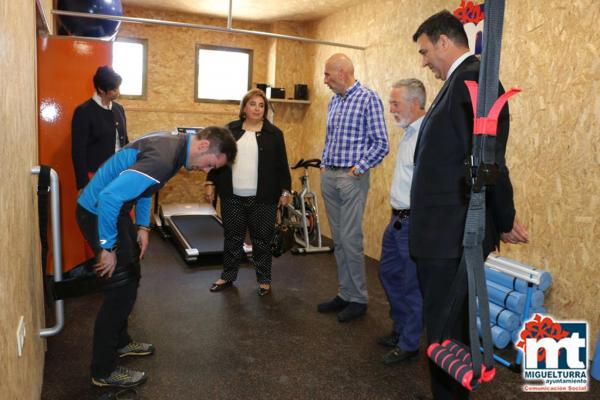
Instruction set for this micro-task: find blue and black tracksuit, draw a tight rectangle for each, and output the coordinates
[76,132,192,378]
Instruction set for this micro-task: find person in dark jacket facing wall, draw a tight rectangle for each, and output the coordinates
[204,88,292,297]
[72,65,128,191]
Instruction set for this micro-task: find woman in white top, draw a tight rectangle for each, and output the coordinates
[204,89,292,296]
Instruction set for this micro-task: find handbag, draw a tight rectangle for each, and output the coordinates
[270,206,295,257]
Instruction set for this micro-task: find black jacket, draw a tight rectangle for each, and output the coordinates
[410,56,515,258]
[207,119,291,204]
[71,99,128,189]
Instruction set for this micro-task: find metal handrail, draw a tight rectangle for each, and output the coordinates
[51,9,367,50]
[32,166,65,337]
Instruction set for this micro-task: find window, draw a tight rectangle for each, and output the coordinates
[112,38,147,98]
[195,45,253,103]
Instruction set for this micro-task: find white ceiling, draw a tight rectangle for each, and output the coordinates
[122,0,364,22]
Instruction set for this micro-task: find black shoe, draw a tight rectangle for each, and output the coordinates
[377,331,400,348]
[317,296,349,313]
[209,281,233,292]
[382,347,419,365]
[337,302,367,322]
[257,285,271,297]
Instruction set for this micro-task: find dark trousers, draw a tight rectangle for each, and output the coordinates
[76,205,140,378]
[379,215,423,351]
[220,195,277,284]
[416,257,469,400]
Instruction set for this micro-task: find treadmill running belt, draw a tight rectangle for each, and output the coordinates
[170,214,224,254]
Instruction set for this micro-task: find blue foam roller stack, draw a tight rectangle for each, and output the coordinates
[529,289,544,308]
[477,318,510,349]
[58,0,123,40]
[488,303,520,331]
[528,306,547,315]
[479,256,553,357]
[511,328,519,344]
[487,281,544,313]
[485,265,529,292]
[487,281,524,312]
[487,256,553,291]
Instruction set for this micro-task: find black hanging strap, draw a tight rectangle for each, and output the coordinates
[37,165,55,305]
[426,0,523,391]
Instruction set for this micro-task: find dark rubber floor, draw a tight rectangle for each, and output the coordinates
[42,232,599,399]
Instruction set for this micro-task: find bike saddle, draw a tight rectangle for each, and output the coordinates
[291,158,321,169]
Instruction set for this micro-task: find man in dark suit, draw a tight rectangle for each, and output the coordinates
[410,11,528,400]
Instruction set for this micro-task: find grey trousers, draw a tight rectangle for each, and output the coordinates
[320,168,370,304]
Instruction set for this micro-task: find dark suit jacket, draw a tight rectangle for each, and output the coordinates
[71,99,128,189]
[207,119,291,204]
[409,55,516,259]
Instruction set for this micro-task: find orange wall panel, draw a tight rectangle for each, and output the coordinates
[37,36,112,272]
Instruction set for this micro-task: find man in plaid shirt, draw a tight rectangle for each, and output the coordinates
[317,53,389,322]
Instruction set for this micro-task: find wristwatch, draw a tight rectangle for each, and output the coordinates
[104,245,118,253]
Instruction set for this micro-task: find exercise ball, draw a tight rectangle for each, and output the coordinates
[57,0,123,40]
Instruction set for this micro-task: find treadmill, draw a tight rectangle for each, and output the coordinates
[156,202,224,262]
[153,127,251,263]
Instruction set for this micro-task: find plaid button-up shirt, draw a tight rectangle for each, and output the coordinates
[322,81,389,174]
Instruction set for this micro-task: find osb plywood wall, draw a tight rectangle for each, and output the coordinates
[500,0,600,342]
[118,7,309,204]
[304,0,599,343]
[0,1,45,398]
[268,21,311,181]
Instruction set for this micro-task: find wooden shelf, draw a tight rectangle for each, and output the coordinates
[269,98,311,104]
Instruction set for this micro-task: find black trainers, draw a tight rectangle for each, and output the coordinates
[91,366,147,388]
[382,347,419,365]
[337,302,367,322]
[377,331,400,348]
[317,296,349,313]
[117,341,155,358]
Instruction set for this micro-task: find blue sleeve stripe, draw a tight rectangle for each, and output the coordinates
[97,170,158,249]
[123,169,161,184]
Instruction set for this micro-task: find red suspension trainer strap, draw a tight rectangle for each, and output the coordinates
[465,81,522,137]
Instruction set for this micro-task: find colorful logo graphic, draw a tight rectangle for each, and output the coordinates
[454,1,485,55]
[516,314,589,392]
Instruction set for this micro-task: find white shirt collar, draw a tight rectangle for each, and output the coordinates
[404,115,424,137]
[446,51,471,80]
[92,91,112,110]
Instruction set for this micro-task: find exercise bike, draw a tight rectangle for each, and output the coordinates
[286,159,332,254]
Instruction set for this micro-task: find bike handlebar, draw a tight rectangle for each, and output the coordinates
[291,158,321,170]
